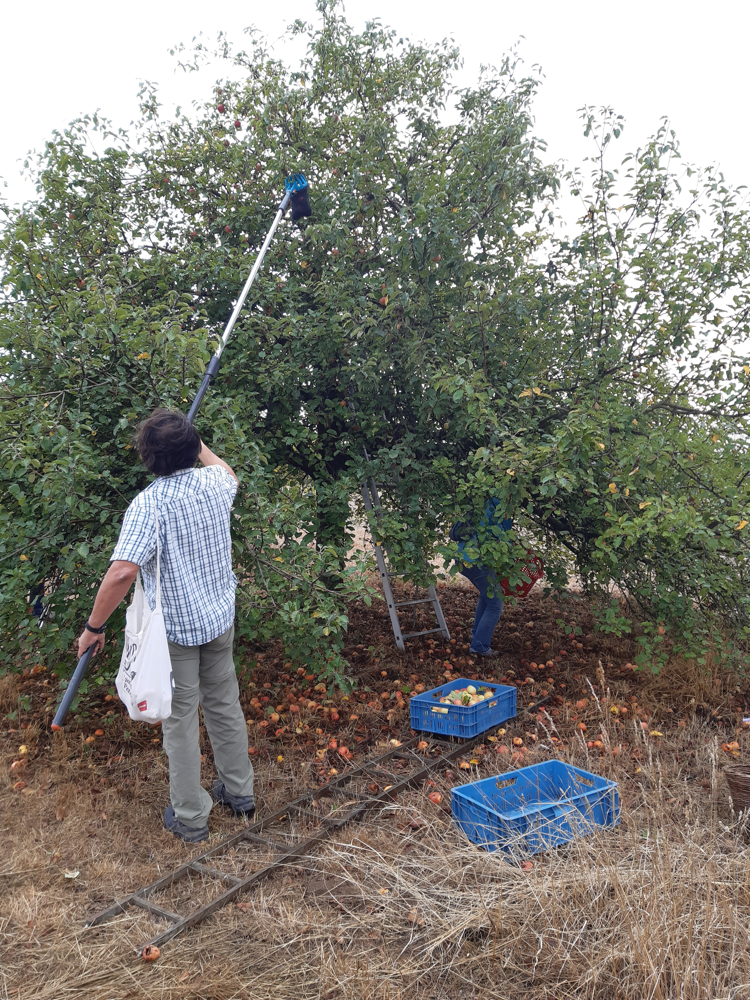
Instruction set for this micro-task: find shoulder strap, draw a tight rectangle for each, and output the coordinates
[153,501,162,610]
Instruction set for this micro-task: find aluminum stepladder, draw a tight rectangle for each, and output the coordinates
[361,473,450,651]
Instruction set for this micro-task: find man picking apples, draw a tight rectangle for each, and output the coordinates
[76,409,254,842]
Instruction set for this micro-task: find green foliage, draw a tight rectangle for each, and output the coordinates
[2,3,750,684]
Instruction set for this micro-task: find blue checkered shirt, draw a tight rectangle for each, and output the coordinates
[111,466,238,646]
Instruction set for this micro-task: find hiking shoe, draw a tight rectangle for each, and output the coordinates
[212,780,256,817]
[470,647,501,658]
[163,805,209,843]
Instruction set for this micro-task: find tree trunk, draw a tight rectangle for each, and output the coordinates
[315,483,350,588]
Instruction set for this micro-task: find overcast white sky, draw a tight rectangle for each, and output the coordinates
[1,0,747,208]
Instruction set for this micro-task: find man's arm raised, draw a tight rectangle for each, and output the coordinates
[198,441,238,482]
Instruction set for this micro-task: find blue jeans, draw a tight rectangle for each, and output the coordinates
[459,564,504,653]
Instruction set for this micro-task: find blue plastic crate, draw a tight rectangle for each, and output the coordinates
[410,678,516,738]
[452,761,620,856]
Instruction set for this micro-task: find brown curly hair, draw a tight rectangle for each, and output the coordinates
[135,409,201,476]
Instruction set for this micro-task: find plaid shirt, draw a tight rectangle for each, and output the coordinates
[111,466,238,646]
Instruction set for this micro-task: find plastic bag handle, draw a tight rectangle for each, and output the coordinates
[153,502,162,610]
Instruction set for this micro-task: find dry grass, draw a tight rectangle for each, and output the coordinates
[0,673,19,715]
[2,713,750,1000]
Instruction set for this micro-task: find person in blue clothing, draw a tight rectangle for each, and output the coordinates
[450,498,512,658]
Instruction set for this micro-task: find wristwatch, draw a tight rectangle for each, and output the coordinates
[84,620,106,634]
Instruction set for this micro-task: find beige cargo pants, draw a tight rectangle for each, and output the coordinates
[162,625,254,827]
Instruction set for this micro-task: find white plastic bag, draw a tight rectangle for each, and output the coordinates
[116,504,173,723]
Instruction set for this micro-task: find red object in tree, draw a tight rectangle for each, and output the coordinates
[500,554,544,598]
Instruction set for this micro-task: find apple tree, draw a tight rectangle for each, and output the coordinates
[0,4,554,686]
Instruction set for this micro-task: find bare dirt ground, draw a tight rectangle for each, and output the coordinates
[2,585,749,1000]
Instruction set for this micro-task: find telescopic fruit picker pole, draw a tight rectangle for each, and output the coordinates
[51,174,311,731]
[187,174,311,423]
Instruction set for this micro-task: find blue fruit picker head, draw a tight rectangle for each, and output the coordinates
[286,173,312,222]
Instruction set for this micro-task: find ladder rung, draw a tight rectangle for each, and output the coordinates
[290,807,328,823]
[394,598,435,608]
[402,627,446,639]
[131,896,182,924]
[323,801,366,823]
[189,862,241,885]
[245,833,290,853]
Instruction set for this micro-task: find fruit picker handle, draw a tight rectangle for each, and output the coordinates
[187,190,292,425]
[50,643,97,730]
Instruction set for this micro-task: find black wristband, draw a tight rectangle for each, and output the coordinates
[84,620,106,634]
